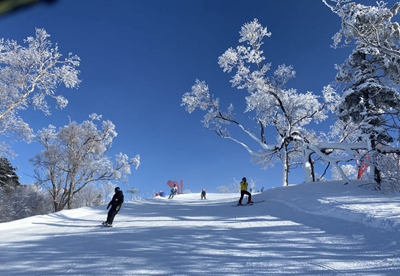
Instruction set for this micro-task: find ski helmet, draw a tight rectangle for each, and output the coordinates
[115,187,121,193]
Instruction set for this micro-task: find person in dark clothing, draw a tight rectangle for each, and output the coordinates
[237,177,253,206]
[103,187,124,227]
[201,188,206,200]
[168,184,178,199]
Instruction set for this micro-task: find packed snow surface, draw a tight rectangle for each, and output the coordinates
[1,180,400,275]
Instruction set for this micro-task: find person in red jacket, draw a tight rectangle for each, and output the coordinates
[237,177,253,206]
[103,187,124,227]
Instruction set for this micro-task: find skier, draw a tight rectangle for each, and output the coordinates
[201,188,206,200]
[168,184,178,199]
[103,187,124,227]
[237,177,253,206]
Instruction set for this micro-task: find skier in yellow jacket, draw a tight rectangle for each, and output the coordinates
[237,177,254,206]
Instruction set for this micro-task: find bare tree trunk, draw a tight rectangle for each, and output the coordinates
[282,143,289,186]
[53,200,59,212]
[302,145,314,183]
[370,139,382,189]
[67,190,73,209]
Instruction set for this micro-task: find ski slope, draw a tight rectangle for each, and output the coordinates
[1,180,400,275]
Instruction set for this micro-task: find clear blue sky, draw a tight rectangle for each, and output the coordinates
[0,0,387,195]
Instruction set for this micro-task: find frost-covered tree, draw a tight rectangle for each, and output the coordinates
[99,181,118,203]
[325,1,400,188]
[216,177,257,193]
[0,184,52,222]
[216,185,231,193]
[0,156,20,190]
[332,163,358,180]
[126,187,140,201]
[72,183,102,208]
[0,28,80,155]
[182,19,337,186]
[30,114,140,212]
[336,48,400,184]
[323,0,400,57]
[375,152,400,192]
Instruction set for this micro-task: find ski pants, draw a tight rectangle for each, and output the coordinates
[238,190,251,204]
[106,206,120,224]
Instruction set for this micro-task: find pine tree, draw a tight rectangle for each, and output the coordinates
[325,0,400,189]
[0,157,20,191]
[336,49,400,142]
[336,48,400,186]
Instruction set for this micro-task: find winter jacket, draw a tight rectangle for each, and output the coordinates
[171,187,177,194]
[240,180,248,191]
[107,191,124,211]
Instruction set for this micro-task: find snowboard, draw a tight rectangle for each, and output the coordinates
[101,221,113,227]
[231,200,265,207]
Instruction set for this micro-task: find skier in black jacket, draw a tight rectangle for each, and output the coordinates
[103,187,124,227]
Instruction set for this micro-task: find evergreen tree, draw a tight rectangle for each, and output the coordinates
[336,48,400,141]
[336,47,400,186]
[326,0,400,189]
[0,157,20,190]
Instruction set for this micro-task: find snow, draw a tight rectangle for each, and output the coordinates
[1,180,400,275]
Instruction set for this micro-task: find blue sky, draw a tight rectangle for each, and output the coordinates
[0,0,387,195]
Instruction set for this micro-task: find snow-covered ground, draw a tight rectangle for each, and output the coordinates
[1,180,400,275]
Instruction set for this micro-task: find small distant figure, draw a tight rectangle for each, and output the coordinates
[237,177,253,206]
[103,187,124,227]
[261,187,264,192]
[201,188,206,200]
[168,184,178,199]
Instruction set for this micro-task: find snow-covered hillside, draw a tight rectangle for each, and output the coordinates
[1,180,400,275]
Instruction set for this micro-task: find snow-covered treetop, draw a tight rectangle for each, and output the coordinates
[183,19,342,186]
[323,0,400,56]
[0,28,81,154]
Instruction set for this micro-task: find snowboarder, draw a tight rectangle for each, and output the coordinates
[103,187,124,227]
[168,184,178,199]
[201,188,206,200]
[237,177,253,206]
